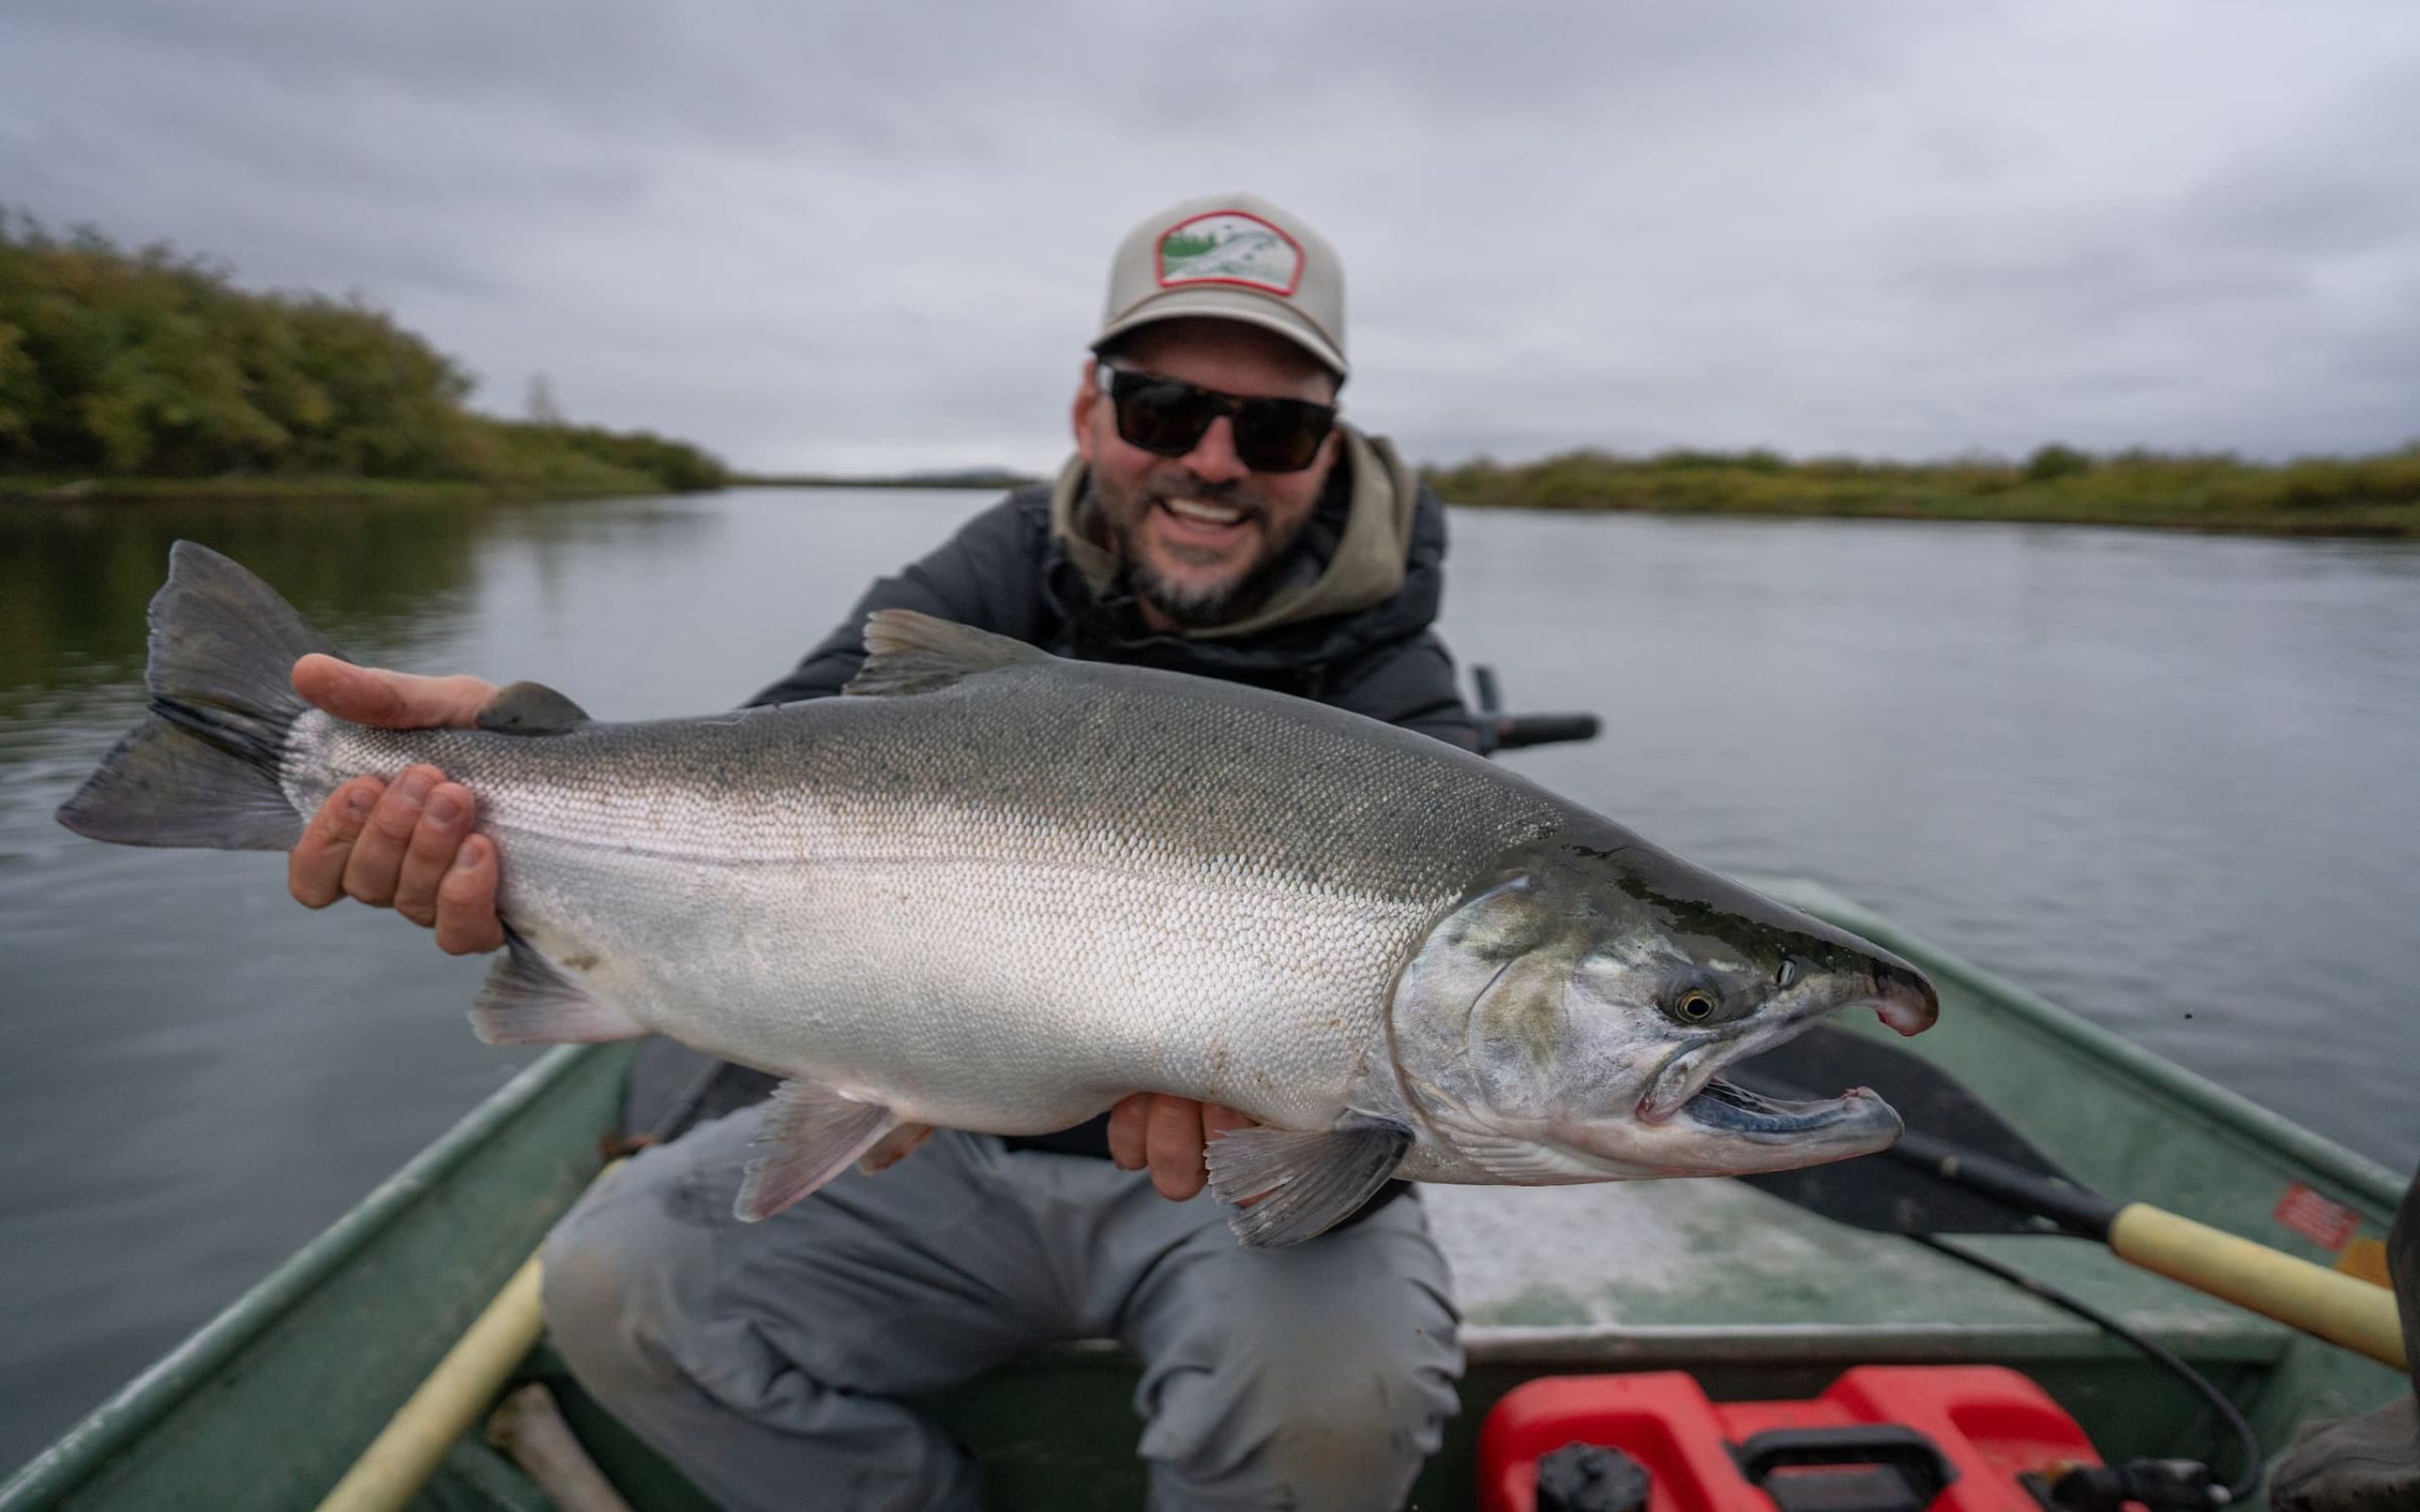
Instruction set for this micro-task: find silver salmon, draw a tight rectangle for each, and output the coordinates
[59,542,1937,1245]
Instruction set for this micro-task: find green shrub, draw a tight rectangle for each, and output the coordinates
[2023,443,2093,482]
[0,212,724,492]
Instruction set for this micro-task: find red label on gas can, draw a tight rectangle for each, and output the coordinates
[2273,1182,2360,1251]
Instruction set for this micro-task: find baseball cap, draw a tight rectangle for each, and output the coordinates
[1092,192,1348,380]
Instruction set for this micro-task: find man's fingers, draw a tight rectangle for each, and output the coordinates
[341,765,440,908]
[1146,1094,1209,1202]
[1107,1092,1153,1170]
[288,778,383,907]
[1201,1103,1253,1138]
[392,782,475,927]
[433,835,505,955]
[292,654,496,730]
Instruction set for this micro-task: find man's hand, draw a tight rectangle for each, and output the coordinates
[1107,1093,1256,1201]
[285,653,507,954]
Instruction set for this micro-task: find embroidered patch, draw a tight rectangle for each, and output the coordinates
[1156,211,1305,295]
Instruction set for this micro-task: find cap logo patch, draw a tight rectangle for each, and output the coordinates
[1156,211,1304,296]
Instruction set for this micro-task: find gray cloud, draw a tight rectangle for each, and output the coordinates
[4,0,2416,471]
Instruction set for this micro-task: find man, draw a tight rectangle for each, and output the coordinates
[285,193,1476,1510]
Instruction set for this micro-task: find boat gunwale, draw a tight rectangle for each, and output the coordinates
[1748,876,2406,1214]
[0,1045,598,1511]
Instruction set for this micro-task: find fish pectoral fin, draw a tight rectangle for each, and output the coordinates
[475,680,591,735]
[735,1080,900,1222]
[1203,1117,1414,1248]
[470,935,649,1045]
[844,610,1048,698]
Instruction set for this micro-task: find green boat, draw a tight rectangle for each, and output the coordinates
[4,879,2407,1512]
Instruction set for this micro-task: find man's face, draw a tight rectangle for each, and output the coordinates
[1072,318,1342,629]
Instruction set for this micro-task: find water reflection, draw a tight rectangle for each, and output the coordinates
[9,498,741,701]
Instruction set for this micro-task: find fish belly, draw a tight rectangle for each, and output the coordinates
[492,824,1428,1134]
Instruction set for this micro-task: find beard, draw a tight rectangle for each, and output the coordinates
[1095,472,1306,629]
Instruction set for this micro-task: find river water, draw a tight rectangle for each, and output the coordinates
[3,488,2415,1466]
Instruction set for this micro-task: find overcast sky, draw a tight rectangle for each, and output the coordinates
[6,1,2416,472]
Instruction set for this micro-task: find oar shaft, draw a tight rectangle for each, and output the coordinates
[314,1158,626,1512]
[2109,1203,2407,1369]
[313,1257,546,1512]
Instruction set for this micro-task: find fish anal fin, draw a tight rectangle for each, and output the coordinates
[844,610,1047,698]
[736,1079,900,1220]
[476,680,591,735]
[1204,1117,1414,1247]
[470,936,648,1045]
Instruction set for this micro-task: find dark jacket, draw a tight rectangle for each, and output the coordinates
[749,471,1478,752]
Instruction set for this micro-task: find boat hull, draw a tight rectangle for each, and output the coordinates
[5,880,2406,1512]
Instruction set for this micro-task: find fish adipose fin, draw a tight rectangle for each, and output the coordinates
[56,541,337,850]
[736,1079,900,1221]
[1205,1117,1415,1247]
[470,933,649,1046]
[845,610,1048,698]
[475,681,590,735]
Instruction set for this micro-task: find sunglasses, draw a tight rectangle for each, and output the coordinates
[1095,365,1339,474]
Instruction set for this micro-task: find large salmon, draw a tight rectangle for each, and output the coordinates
[59,542,1935,1244]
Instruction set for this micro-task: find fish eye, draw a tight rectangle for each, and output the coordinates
[1671,989,1718,1023]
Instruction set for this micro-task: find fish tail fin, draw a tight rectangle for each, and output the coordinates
[56,541,337,850]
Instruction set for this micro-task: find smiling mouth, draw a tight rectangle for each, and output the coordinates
[1158,496,1254,530]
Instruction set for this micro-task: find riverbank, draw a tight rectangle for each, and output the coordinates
[0,472,678,508]
[1,218,727,500]
[731,471,1039,490]
[1425,447,2420,538]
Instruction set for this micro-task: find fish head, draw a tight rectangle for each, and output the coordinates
[1389,828,1937,1181]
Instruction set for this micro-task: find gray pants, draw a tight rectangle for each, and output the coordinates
[541,1108,1463,1511]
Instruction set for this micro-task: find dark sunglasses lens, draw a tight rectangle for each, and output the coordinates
[1231,400,1333,472]
[1113,377,1218,456]
[1108,371,1336,472]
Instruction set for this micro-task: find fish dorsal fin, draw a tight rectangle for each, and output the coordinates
[844,610,1048,698]
[476,680,591,735]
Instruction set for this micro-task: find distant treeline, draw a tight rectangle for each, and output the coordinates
[1425,444,2420,537]
[0,215,724,495]
[735,469,1041,490]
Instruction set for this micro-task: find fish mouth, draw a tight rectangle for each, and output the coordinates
[1678,1076,1900,1141]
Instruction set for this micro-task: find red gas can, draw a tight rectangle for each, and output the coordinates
[1478,1366,2103,1512]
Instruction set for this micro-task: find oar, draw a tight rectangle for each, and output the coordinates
[1728,1026,2407,1369]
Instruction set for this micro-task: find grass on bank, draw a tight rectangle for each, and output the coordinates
[1424,445,2420,538]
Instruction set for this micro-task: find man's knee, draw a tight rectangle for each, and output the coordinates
[1138,1223,1462,1509]
[540,1168,700,1408]
[1145,1343,1459,1511]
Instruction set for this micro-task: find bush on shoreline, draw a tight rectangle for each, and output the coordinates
[0,215,724,493]
[1424,444,2420,536]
